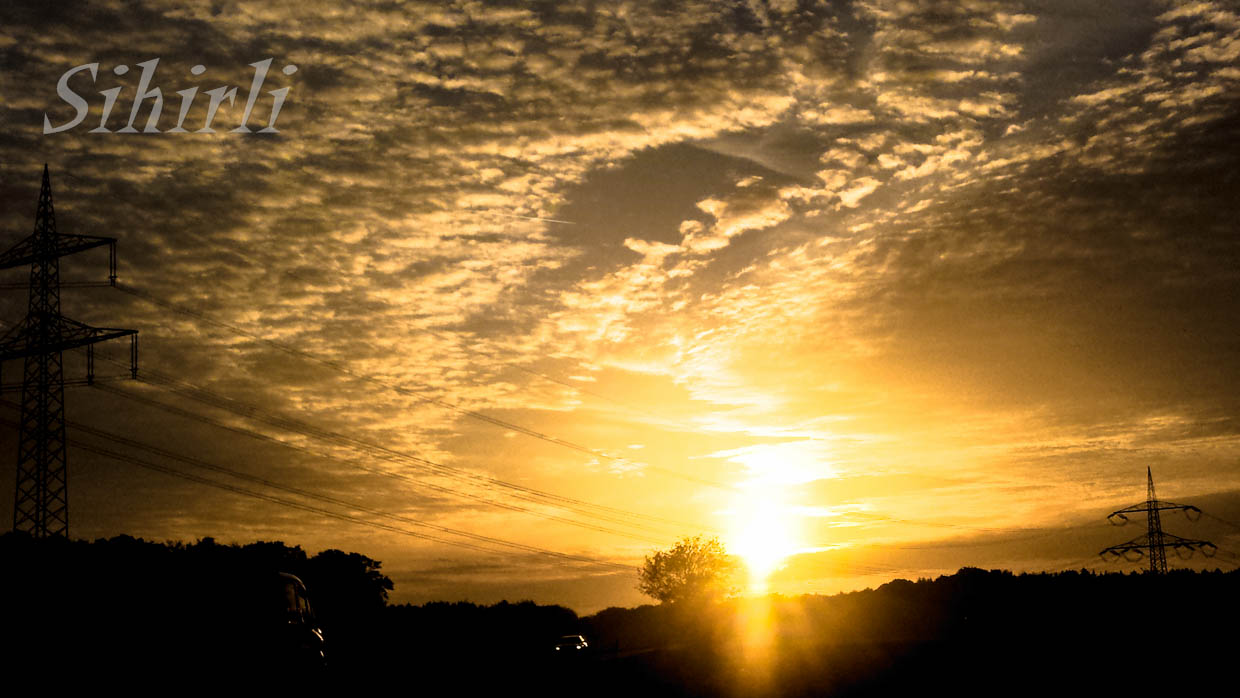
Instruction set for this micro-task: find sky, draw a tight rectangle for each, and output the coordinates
[0,0,1238,613]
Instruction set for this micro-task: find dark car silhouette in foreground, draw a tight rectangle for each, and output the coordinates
[196,570,328,671]
[275,572,327,669]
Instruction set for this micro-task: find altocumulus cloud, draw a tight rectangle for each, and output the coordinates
[0,0,1237,609]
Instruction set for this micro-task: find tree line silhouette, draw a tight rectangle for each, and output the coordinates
[3,532,1236,694]
[0,531,390,680]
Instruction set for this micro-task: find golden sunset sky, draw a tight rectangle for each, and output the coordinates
[1,0,1239,612]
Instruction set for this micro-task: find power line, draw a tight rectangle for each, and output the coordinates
[1202,512,1240,532]
[842,509,1041,533]
[88,440,635,571]
[281,266,742,476]
[3,285,1138,566]
[27,332,730,546]
[86,382,679,544]
[886,528,1063,550]
[70,337,694,534]
[101,367,706,535]
[115,283,633,458]
[41,328,1118,552]
[120,367,1090,547]
[0,410,636,572]
[76,332,1071,548]
[1212,547,1240,570]
[114,282,737,492]
[104,367,1091,553]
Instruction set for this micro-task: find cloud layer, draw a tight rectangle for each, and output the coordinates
[0,0,1237,610]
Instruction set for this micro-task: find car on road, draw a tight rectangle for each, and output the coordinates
[554,634,589,652]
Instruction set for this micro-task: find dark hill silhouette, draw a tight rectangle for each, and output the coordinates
[376,566,1238,695]
[4,533,1236,694]
[0,531,390,681]
[573,566,1240,696]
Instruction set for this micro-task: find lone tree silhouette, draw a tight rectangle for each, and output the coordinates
[638,535,738,604]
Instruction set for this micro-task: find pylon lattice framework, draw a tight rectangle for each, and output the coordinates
[1099,467,1216,573]
[0,165,138,538]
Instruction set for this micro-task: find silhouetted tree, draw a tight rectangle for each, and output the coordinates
[300,548,393,667]
[304,548,393,611]
[637,535,738,604]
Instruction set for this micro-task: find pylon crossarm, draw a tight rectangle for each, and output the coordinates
[1148,500,1200,513]
[1101,544,1145,555]
[4,329,136,359]
[1100,535,1150,556]
[1107,501,1153,520]
[1107,501,1201,523]
[1151,502,1203,522]
[1107,507,1148,525]
[0,232,116,270]
[0,314,137,361]
[0,315,33,346]
[1169,546,1194,560]
[1115,549,1145,562]
[0,323,36,359]
[1162,532,1216,550]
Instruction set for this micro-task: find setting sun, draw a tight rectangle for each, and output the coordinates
[727,484,804,591]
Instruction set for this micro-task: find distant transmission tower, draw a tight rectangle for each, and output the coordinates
[1099,467,1216,573]
[0,165,138,538]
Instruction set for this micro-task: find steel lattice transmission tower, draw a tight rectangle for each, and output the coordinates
[1099,467,1216,573]
[0,165,138,537]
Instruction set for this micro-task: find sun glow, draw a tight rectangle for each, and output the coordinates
[720,443,826,591]
[726,483,803,592]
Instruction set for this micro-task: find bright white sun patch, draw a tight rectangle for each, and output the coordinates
[726,483,804,590]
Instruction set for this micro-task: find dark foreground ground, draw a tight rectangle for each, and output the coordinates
[4,533,1237,694]
[350,567,1240,696]
[360,611,1237,697]
[411,637,1237,697]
